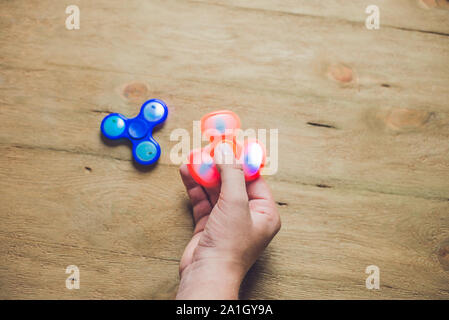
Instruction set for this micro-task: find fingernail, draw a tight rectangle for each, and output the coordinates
[217,143,233,155]
[214,143,233,164]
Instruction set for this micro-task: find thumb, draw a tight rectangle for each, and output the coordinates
[214,143,248,203]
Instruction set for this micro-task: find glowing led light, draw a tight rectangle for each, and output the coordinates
[135,141,158,162]
[199,162,212,176]
[103,115,125,137]
[215,117,226,133]
[247,143,263,170]
[143,101,165,122]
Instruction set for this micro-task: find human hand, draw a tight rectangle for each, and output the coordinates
[176,143,281,299]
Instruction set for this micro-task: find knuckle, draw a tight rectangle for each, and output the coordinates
[273,214,281,233]
[266,209,281,235]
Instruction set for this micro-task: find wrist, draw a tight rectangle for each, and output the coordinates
[176,259,245,300]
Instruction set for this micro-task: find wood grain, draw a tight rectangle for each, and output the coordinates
[0,0,448,299]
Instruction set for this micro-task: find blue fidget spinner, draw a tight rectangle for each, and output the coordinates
[100,99,168,165]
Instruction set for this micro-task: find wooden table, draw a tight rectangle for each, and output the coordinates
[1,0,448,299]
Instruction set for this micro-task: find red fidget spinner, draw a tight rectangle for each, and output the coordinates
[187,110,266,187]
